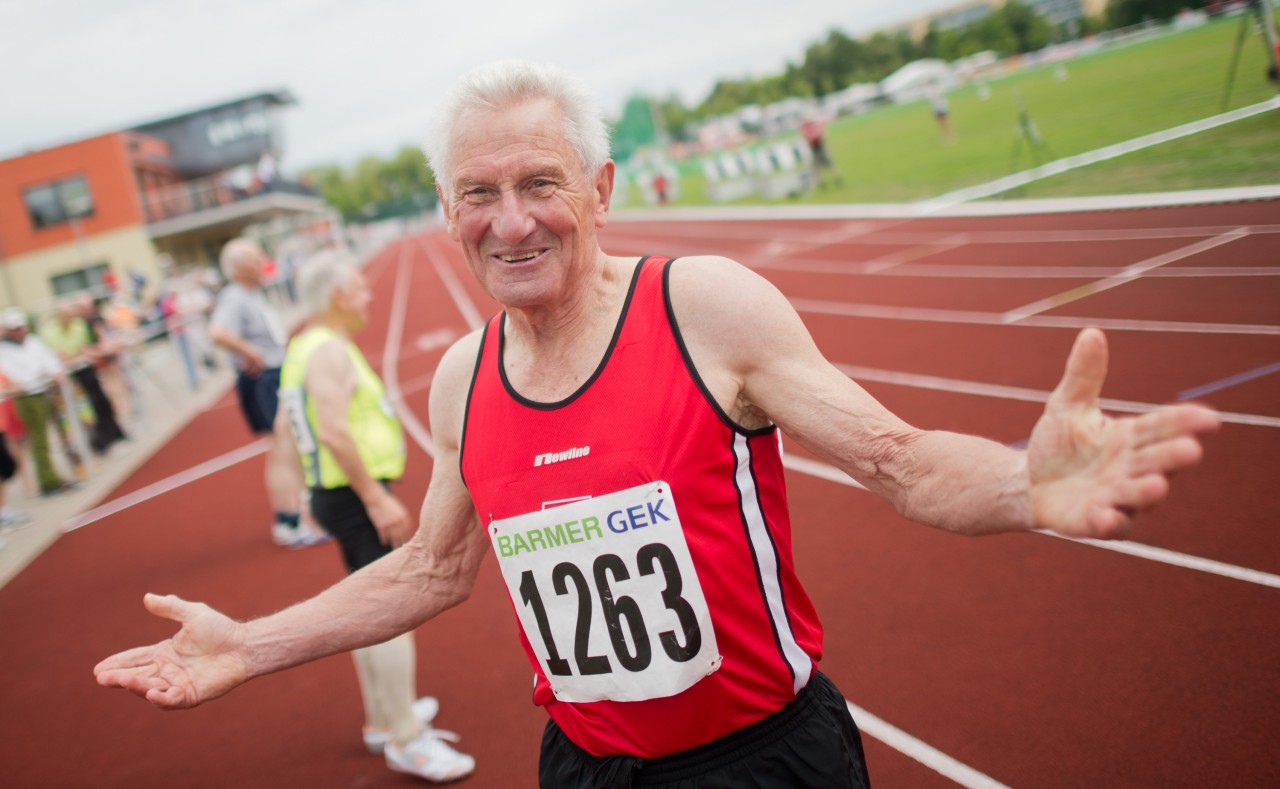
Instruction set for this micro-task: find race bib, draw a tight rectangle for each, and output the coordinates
[490,481,721,703]
[278,388,316,454]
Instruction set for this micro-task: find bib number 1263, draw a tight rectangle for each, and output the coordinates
[491,481,721,703]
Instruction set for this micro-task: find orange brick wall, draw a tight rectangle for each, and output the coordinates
[0,133,145,257]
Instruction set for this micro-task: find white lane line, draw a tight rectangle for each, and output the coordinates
[793,297,1280,336]
[1034,531,1280,589]
[380,233,487,457]
[846,701,1013,789]
[421,235,486,331]
[383,241,435,456]
[608,218,1280,246]
[1001,228,1250,322]
[786,451,1280,590]
[783,454,867,490]
[878,265,1280,280]
[63,438,272,532]
[921,97,1280,208]
[834,362,1280,428]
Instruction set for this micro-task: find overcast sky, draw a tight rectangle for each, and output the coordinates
[1,0,949,171]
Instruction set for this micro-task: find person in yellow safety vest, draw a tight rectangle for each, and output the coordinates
[276,249,475,783]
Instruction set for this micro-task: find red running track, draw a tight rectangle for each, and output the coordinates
[2,198,1277,788]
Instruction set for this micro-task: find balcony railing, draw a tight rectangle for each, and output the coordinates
[140,172,320,225]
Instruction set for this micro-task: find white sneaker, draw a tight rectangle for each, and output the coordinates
[0,509,31,532]
[271,522,331,549]
[385,727,475,783]
[363,696,441,754]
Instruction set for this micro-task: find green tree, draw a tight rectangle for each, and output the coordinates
[1001,1,1054,52]
[304,146,437,223]
[1107,0,1208,28]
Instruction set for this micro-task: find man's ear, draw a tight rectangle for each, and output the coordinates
[594,160,615,229]
[437,183,459,240]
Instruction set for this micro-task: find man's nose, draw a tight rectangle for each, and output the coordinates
[492,190,535,242]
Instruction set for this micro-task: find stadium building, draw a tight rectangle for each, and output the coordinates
[891,0,1110,38]
[0,90,333,313]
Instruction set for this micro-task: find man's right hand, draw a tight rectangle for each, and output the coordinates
[94,593,250,710]
[367,490,414,548]
[240,350,265,376]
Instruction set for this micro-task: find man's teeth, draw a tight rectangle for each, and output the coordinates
[499,252,539,262]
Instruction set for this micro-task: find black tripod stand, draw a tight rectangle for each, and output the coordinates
[1010,88,1052,175]
[1221,0,1279,110]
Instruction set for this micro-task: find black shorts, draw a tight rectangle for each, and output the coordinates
[0,433,15,481]
[235,367,281,434]
[538,672,870,788]
[309,483,394,573]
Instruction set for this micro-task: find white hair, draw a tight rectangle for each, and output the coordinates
[296,249,359,316]
[423,60,611,199]
[218,238,262,280]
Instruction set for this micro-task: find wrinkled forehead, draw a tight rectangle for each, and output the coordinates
[450,100,582,174]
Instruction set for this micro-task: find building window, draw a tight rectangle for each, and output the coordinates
[23,175,95,229]
[51,262,110,297]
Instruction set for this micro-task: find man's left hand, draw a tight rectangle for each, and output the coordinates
[1027,329,1220,539]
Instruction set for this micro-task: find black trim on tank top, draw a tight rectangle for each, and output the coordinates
[457,317,493,491]
[662,258,776,438]
[496,255,650,410]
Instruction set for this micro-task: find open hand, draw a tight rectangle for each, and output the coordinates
[1027,329,1220,539]
[93,593,250,709]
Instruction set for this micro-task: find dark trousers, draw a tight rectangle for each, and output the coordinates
[538,672,870,788]
[71,366,126,452]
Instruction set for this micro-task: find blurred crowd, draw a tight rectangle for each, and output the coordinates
[0,253,300,545]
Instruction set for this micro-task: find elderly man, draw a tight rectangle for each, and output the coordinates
[209,238,325,550]
[97,62,1219,788]
[276,249,473,782]
[0,307,71,495]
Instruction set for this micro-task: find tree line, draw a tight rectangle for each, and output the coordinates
[654,0,1210,140]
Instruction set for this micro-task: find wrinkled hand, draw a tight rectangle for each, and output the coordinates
[368,490,414,548]
[1027,329,1220,539]
[93,593,249,710]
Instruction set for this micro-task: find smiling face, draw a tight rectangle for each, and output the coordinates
[440,98,613,314]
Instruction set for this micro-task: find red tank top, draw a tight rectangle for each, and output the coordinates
[460,256,823,758]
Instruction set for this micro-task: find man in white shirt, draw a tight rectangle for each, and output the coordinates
[0,307,71,494]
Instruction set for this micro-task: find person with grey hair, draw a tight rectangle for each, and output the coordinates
[98,61,1219,788]
[209,237,326,550]
[275,249,474,782]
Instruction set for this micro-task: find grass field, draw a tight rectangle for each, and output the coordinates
[649,15,1280,206]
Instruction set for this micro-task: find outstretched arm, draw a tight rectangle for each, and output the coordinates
[94,335,490,709]
[670,257,1219,538]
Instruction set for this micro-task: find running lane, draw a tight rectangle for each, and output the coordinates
[1,199,1276,788]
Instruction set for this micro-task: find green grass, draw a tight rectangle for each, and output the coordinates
[655,17,1280,205]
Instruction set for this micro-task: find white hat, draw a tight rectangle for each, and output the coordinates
[1,306,29,330]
